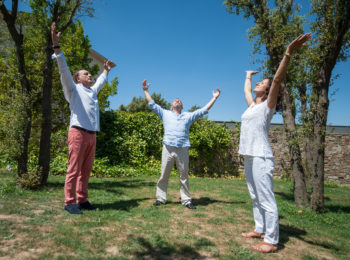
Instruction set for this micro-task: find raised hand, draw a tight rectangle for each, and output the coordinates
[287,33,311,54]
[104,60,116,72]
[245,70,259,78]
[142,79,150,91]
[213,88,221,99]
[51,22,61,46]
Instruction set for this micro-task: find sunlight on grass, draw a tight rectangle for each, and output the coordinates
[0,171,349,259]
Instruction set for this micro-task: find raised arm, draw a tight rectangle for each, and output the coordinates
[205,88,221,110]
[244,71,259,107]
[51,22,75,101]
[92,60,116,94]
[267,33,311,109]
[142,79,153,103]
[51,22,61,55]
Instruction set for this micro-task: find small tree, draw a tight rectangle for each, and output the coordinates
[1,1,33,177]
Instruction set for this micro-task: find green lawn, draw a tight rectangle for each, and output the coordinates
[0,171,349,259]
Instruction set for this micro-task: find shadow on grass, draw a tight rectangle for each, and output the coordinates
[275,191,331,203]
[279,224,340,252]
[324,205,350,213]
[193,197,246,206]
[275,191,294,202]
[88,179,154,196]
[94,198,150,211]
[164,196,246,206]
[129,235,208,259]
[46,178,155,192]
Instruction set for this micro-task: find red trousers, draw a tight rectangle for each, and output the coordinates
[64,127,96,206]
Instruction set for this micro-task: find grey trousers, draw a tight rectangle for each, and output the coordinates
[156,144,191,205]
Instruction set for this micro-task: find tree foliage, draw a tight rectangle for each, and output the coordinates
[0,1,118,187]
[1,2,33,177]
[119,93,171,112]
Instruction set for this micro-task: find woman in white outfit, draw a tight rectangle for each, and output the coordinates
[238,33,311,253]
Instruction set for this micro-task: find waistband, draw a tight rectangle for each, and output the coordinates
[71,125,96,134]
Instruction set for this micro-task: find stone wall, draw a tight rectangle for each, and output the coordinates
[268,129,350,185]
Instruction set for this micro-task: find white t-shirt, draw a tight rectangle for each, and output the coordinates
[238,100,275,158]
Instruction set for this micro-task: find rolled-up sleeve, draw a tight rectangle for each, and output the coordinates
[52,52,75,102]
[149,100,164,119]
[188,107,208,123]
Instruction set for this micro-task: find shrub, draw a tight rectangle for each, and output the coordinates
[20,111,240,178]
[189,120,239,177]
[96,111,240,177]
[96,111,163,168]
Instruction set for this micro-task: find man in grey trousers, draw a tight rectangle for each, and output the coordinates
[142,79,220,209]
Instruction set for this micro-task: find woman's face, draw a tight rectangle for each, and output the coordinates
[253,78,270,95]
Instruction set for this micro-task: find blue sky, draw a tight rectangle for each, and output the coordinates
[20,0,350,125]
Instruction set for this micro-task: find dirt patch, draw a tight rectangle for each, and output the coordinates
[105,246,119,255]
[0,214,31,222]
[32,209,45,215]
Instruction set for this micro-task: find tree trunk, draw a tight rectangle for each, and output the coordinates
[281,83,309,207]
[1,8,33,177]
[38,36,54,186]
[14,44,32,177]
[310,71,329,212]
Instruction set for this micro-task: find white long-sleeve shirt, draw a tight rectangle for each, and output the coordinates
[53,51,107,131]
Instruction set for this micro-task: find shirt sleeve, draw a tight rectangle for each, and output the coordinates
[91,73,107,94]
[52,52,75,102]
[188,107,209,124]
[148,100,164,119]
[263,100,275,117]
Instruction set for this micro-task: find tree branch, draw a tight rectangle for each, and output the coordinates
[60,0,81,32]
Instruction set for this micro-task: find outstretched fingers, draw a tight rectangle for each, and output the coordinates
[289,33,311,51]
[213,88,221,98]
[142,79,150,90]
[246,70,259,75]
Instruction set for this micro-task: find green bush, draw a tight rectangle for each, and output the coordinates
[97,111,163,168]
[189,120,239,177]
[95,111,239,177]
[18,111,239,178]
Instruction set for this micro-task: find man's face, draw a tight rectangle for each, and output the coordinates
[172,99,183,112]
[77,69,93,87]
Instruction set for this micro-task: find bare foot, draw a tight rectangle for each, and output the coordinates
[241,230,265,239]
[252,241,277,253]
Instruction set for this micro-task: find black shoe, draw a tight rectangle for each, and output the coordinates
[185,203,196,210]
[65,204,83,214]
[79,201,97,211]
[153,200,165,206]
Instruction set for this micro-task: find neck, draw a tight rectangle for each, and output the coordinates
[255,93,267,104]
[172,109,182,115]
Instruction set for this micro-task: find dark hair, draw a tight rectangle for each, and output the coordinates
[265,77,282,112]
[73,68,85,83]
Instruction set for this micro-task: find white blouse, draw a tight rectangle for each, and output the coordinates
[238,100,275,158]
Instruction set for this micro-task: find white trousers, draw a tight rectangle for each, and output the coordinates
[244,156,279,245]
[156,145,191,205]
